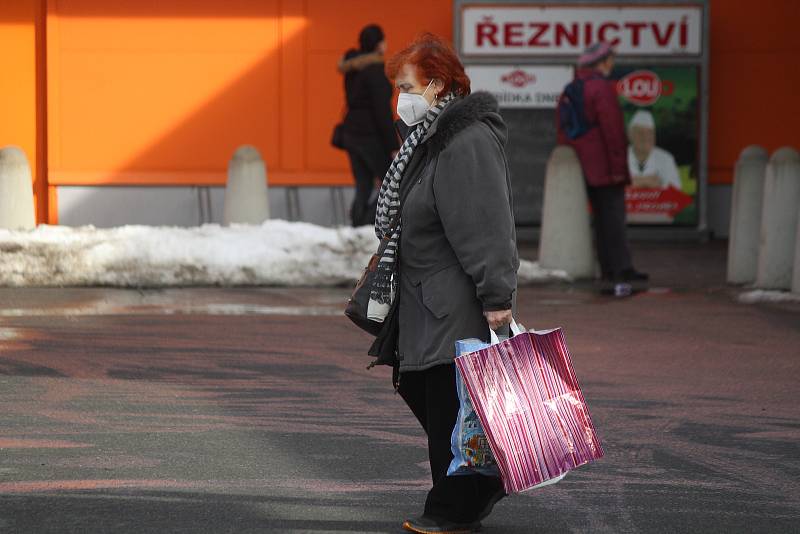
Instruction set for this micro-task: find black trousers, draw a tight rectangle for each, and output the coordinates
[345,135,389,227]
[586,184,634,279]
[398,363,504,523]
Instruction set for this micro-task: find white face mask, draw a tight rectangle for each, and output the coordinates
[397,80,435,126]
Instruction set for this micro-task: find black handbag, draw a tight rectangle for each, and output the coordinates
[345,164,422,336]
[331,104,347,150]
[344,234,394,335]
[331,122,346,150]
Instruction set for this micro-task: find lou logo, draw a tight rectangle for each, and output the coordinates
[501,69,536,88]
[616,70,674,106]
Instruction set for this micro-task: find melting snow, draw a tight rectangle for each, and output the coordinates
[0,222,567,288]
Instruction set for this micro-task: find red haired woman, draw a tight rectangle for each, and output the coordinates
[368,33,518,533]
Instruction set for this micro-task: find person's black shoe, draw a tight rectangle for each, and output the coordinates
[621,268,649,281]
[477,488,507,521]
[621,269,649,294]
[402,515,481,533]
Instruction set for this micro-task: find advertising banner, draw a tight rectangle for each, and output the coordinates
[461,5,703,57]
[464,65,573,108]
[614,66,699,224]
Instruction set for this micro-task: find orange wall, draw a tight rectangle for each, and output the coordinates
[0,0,46,221]
[707,0,800,184]
[0,1,797,223]
[44,0,451,190]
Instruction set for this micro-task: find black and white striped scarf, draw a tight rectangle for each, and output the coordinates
[367,93,455,322]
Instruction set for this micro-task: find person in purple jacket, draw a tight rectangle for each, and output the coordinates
[556,42,648,295]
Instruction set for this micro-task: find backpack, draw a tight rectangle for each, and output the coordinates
[559,78,594,140]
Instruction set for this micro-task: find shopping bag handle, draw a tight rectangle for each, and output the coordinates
[510,319,524,336]
[489,318,525,344]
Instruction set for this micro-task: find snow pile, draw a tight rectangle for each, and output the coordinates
[0,222,374,287]
[0,222,565,287]
[738,289,800,304]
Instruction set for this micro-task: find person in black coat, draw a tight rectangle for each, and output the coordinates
[338,25,399,226]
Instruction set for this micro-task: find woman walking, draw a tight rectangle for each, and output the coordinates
[338,24,399,226]
[371,33,518,533]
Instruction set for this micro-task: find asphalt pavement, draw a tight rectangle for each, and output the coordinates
[0,241,798,533]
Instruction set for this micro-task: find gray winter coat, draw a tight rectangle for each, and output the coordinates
[397,91,518,373]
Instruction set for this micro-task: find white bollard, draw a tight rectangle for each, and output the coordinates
[0,146,36,230]
[538,146,594,278]
[755,147,800,290]
[223,145,270,225]
[727,145,768,284]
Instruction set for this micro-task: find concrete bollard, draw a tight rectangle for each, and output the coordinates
[0,146,36,230]
[755,147,800,289]
[538,146,594,278]
[223,145,270,225]
[726,145,768,284]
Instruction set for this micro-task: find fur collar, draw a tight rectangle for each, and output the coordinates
[426,91,500,155]
[337,52,384,74]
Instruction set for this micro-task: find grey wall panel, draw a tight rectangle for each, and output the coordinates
[57,186,357,228]
[58,187,202,228]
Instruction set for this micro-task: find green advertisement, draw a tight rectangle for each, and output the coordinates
[612,65,699,225]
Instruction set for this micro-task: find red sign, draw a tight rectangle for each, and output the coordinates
[462,6,703,57]
[616,70,674,106]
[501,69,536,88]
[625,186,693,217]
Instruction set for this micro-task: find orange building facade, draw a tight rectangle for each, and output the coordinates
[0,0,798,231]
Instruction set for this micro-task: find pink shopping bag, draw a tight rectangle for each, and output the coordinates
[453,323,604,493]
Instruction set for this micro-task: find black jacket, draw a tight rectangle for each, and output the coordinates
[395,91,519,372]
[341,52,399,155]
